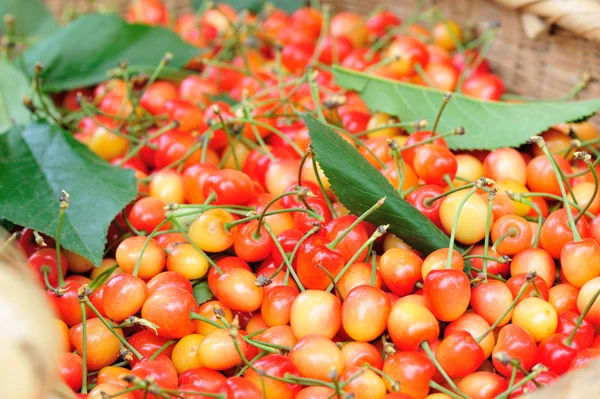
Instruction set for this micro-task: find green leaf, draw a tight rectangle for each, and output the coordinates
[0,61,31,132]
[302,113,451,256]
[210,93,238,107]
[21,14,200,92]
[332,66,600,150]
[193,280,214,305]
[0,0,57,37]
[194,0,305,13]
[0,122,138,265]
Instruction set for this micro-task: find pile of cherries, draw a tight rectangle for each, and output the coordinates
[17,0,600,398]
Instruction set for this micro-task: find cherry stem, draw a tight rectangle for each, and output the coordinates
[521,192,594,219]
[78,302,88,394]
[517,196,542,248]
[55,191,69,288]
[532,136,581,241]
[241,104,276,162]
[566,286,600,346]
[226,208,323,232]
[311,155,338,218]
[317,263,344,301]
[41,266,63,296]
[424,182,475,208]
[326,225,388,293]
[87,263,118,292]
[495,366,546,399]
[326,197,386,251]
[370,250,377,286]
[235,351,268,377]
[282,224,321,286]
[421,341,469,399]
[389,140,407,196]
[132,216,171,277]
[213,106,240,171]
[429,380,466,399]
[446,184,479,269]
[262,223,305,291]
[508,363,518,389]
[169,217,222,274]
[574,151,598,223]
[401,127,463,154]
[491,227,518,253]
[431,93,453,136]
[253,190,305,240]
[476,277,533,343]
[82,298,144,359]
[481,188,496,279]
[148,340,176,361]
[468,266,507,282]
[297,149,311,188]
[354,120,423,138]
[365,363,400,391]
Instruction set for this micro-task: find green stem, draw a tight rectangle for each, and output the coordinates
[326,197,385,250]
[566,287,600,346]
[446,185,478,268]
[421,341,469,399]
[80,302,88,394]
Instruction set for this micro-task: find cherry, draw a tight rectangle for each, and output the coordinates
[491,214,532,255]
[342,285,392,342]
[470,280,514,327]
[290,290,341,340]
[203,169,254,206]
[126,0,169,25]
[101,273,148,321]
[510,247,555,288]
[179,367,227,392]
[194,300,233,336]
[189,209,237,253]
[556,310,594,348]
[379,248,423,297]
[386,36,430,76]
[446,313,496,359]
[527,154,573,196]
[142,287,198,338]
[436,330,485,378]
[388,302,439,351]
[116,236,165,280]
[244,354,302,399]
[421,248,464,279]
[28,247,68,288]
[406,184,445,228]
[147,271,193,295]
[382,351,435,399]
[341,341,383,370]
[413,144,457,186]
[58,352,83,392]
[197,329,247,371]
[492,324,537,377]
[261,285,299,327]
[439,190,490,245]
[456,371,508,399]
[423,269,471,322]
[71,318,123,371]
[506,273,549,302]
[296,235,345,290]
[128,330,175,367]
[155,129,202,170]
[548,283,580,314]
[561,238,600,288]
[215,268,264,312]
[88,383,135,399]
[131,356,178,398]
[462,73,505,101]
[512,297,558,342]
[341,366,387,399]
[337,260,383,299]
[452,49,490,76]
[321,215,369,263]
[50,280,89,327]
[289,335,344,381]
[537,333,581,375]
[293,197,334,233]
[570,347,600,370]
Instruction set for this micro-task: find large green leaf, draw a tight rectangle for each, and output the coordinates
[21,14,200,92]
[0,0,57,37]
[194,0,305,13]
[0,61,31,132]
[0,122,138,265]
[333,66,600,150]
[302,113,451,256]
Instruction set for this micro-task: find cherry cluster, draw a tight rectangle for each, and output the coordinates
[12,1,600,399]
